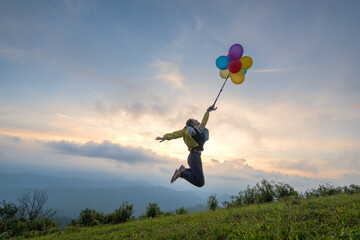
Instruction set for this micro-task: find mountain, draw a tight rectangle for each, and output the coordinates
[0,172,150,189]
[0,173,206,220]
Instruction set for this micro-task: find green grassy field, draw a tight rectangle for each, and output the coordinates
[30,193,360,240]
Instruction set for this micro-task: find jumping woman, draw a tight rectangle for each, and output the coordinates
[155,106,217,187]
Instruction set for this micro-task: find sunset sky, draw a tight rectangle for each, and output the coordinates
[1,0,359,194]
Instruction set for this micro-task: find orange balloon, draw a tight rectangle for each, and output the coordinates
[231,71,245,84]
[240,56,253,70]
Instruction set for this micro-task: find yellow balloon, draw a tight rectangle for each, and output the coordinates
[219,69,230,79]
[231,71,245,84]
[240,56,253,70]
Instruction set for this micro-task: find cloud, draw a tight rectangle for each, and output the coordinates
[63,0,96,14]
[327,150,360,171]
[0,45,35,63]
[0,135,22,145]
[274,159,319,174]
[196,18,202,31]
[152,60,185,89]
[48,140,165,164]
[252,68,292,73]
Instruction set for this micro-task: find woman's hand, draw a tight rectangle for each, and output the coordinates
[207,105,217,112]
[155,136,165,142]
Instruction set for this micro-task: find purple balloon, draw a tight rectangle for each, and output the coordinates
[228,44,244,60]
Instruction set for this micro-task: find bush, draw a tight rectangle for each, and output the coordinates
[146,203,162,218]
[77,208,104,227]
[162,212,175,216]
[111,201,134,224]
[305,184,342,198]
[28,217,58,232]
[207,194,218,211]
[175,207,188,215]
[223,179,300,208]
[274,182,299,200]
[0,200,18,234]
[1,194,59,238]
[255,179,275,203]
[243,185,257,205]
[343,184,360,194]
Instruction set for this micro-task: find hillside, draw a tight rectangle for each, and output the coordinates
[30,193,360,239]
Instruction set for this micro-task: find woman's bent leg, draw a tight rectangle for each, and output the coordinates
[180,152,205,187]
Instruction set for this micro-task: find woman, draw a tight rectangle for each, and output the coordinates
[156,106,217,187]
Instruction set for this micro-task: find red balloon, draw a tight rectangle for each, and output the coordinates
[227,59,242,73]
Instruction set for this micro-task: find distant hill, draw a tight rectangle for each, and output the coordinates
[0,172,150,189]
[0,173,206,221]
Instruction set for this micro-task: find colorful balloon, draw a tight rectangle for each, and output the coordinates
[228,44,244,60]
[216,56,230,70]
[231,71,245,84]
[227,59,242,73]
[242,69,247,75]
[240,56,253,70]
[219,69,230,79]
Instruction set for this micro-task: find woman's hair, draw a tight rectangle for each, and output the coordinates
[186,119,193,126]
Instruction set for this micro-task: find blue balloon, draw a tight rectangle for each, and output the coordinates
[242,69,247,75]
[216,56,230,70]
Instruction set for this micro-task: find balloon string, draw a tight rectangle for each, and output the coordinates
[212,72,230,108]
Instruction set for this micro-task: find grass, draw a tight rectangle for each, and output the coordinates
[29,193,360,240]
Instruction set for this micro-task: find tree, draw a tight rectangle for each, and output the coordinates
[255,179,275,203]
[207,194,218,211]
[111,201,134,224]
[146,203,162,218]
[77,208,104,226]
[17,189,56,222]
[0,200,18,233]
[274,182,299,200]
[175,207,188,215]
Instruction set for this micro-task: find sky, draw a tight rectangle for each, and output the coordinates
[1,0,359,195]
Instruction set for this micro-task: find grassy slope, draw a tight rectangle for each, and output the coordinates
[32,193,360,240]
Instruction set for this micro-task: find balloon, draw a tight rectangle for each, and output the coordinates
[219,69,230,79]
[228,44,244,60]
[240,56,253,70]
[216,56,230,70]
[242,69,247,75]
[231,71,245,84]
[227,59,242,73]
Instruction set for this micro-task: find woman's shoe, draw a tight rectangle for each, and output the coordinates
[170,168,180,183]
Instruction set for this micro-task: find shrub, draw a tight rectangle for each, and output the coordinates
[146,203,162,218]
[343,184,360,194]
[0,200,18,234]
[111,201,134,224]
[305,184,342,198]
[77,208,104,227]
[175,207,188,215]
[274,182,299,200]
[1,195,58,238]
[207,194,218,211]
[243,185,257,205]
[28,217,58,232]
[255,179,275,203]
[162,212,175,216]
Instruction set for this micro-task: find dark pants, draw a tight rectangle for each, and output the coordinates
[180,152,205,187]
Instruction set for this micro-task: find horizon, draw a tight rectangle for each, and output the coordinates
[1,0,359,196]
